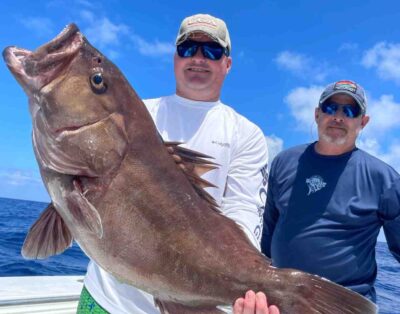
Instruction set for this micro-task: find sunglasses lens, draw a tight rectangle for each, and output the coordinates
[177,41,198,58]
[202,43,224,60]
[321,102,361,119]
[343,105,360,118]
[321,103,337,115]
[177,41,226,60]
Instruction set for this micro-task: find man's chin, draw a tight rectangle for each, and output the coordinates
[185,82,212,92]
[320,133,347,146]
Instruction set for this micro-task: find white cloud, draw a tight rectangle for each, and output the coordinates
[0,170,42,186]
[19,17,54,37]
[357,137,380,155]
[79,10,173,58]
[358,139,400,173]
[276,51,310,72]
[80,12,129,48]
[362,42,400,84]
[80,9,95,23]
[362,94,400,137]
[379,144,400,172]
[0,170,48,202]
[357,94,400,172]
[130,34,175,57]
[265,135,284,164]
[275,51,334,82]
[338,42,358,52]
[284,85,324,131]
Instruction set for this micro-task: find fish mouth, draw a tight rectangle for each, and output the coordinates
[53,113,117,137]
[2,23,83,92]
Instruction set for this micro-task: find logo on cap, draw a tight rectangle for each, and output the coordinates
[187,17,218,29]
[334,80,357,94]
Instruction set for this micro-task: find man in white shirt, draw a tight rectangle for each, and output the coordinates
[79,13,279,314]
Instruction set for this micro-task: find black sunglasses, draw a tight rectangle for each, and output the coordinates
[320,102,361,119]
[177,40,230,61]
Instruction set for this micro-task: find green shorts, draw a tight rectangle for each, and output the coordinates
[77,286,109,314]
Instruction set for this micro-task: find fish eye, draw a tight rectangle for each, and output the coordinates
[90,72,107,94]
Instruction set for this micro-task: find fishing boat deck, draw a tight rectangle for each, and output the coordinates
[0,276,83,314]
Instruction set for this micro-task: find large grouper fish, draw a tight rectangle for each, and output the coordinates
[3,24,377,314]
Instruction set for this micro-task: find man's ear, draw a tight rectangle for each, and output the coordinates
[315,107,320,122]
[361,115,370,129]
[226,57,232,74]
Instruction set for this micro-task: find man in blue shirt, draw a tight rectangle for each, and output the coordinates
[261,80,400,303]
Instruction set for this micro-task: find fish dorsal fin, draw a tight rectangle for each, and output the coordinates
[165,141,220,211]
[22,203,73,259]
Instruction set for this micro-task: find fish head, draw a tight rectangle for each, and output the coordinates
[3,24,131,176]
[3,23,127,133]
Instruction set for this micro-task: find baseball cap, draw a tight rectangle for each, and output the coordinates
[319,80,367,114]
[175,14,231,53]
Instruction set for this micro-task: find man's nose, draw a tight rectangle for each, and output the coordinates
[333,107,345,120]
[192,47,206,60]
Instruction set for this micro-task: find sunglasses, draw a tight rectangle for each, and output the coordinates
[177,40,230,61]
[320,102,361,119]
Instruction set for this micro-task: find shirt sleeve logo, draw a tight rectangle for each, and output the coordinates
[254,162,269,240]
[260,163,269,186]
[306,175,327,195]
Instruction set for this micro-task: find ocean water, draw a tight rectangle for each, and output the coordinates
[0,197,399,314]
[0,197,89,275]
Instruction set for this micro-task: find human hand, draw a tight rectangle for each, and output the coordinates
[167,145,194,172]
[233,290,280,314]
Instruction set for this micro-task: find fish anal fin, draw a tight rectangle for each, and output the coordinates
[66,179,103,238]
[165,141,220,212]
[155,299,225,314]
[22,203,73,259]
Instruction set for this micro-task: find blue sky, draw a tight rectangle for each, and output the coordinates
[1,1,400,240]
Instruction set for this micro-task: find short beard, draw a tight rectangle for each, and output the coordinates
[319,133,346,145]
[319,126,362,146]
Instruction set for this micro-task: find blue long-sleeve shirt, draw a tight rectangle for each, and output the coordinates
[261,143,400,302]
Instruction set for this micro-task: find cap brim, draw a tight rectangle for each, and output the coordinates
[175,30,228,50]
[319,90,365,112]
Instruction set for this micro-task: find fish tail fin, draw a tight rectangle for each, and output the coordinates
[268,269,377,314]
[310,276,377,314]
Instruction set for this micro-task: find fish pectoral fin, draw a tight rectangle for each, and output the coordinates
[22,203,73,259]
[165,141,220,212]
[155,299,225,314]
[66,179,103,238]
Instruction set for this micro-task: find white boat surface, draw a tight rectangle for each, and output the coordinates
[0,276,83,314]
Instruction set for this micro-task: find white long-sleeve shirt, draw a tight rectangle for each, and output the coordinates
[84,94,269,313]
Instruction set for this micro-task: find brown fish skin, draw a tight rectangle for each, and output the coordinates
[3,24,377,314]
